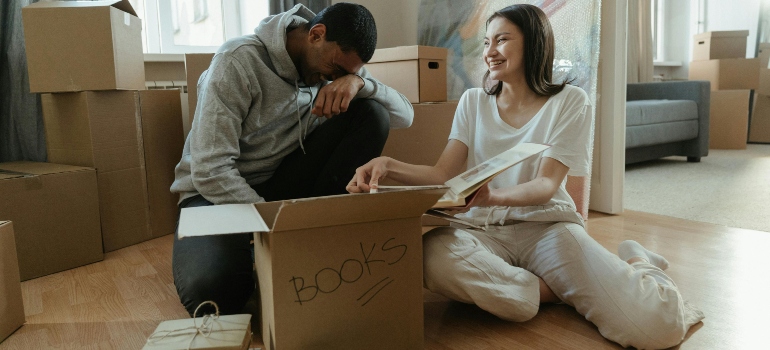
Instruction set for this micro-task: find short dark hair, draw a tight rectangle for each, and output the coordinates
[483,4,568,96]
[308,3,377,62]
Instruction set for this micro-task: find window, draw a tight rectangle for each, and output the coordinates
[128,0,270,54]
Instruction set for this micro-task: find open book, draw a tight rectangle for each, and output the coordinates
[376,142,550,208]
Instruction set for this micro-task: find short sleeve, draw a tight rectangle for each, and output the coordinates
[448,90,473,147]
[543,87,592,177]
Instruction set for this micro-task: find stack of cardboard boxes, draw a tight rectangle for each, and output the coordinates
[688,30,759,149]
[749,43,770,143]
[0,0,184,291]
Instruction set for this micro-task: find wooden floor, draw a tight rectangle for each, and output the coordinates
[2,210,769,349]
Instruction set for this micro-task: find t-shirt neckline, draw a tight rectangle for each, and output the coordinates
[492,93,553,132]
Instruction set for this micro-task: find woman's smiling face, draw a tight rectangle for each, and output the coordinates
[483,16,526,83]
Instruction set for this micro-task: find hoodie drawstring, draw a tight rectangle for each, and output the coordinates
[294,79,319,155]
[483,206,513,231]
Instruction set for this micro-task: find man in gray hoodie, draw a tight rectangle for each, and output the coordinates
[170,3,413,316]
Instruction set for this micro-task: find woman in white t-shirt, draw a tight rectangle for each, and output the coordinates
[347,4,703,349]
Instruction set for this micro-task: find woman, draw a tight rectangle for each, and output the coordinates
[347,4,703,349]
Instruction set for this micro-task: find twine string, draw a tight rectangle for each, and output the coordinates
[146,300,234,350]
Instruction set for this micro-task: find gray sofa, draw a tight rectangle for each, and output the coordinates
[626,80,710,164]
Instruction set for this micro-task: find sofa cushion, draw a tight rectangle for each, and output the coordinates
[626,99,698,126]
[627,121,699,148]
[626,99,699,148]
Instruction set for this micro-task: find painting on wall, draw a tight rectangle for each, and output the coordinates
[418,0,601,106]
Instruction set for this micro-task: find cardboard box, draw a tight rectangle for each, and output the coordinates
[710,90,750,149]
[382,102,458,166]
[750,93,770,143]
[0,221,25,343]
[178,189,446,349]
[22,0,145,93]
[42,90,184,251]
[689,58,760,91]
[0,163,103,280]
[365,46,448,103]
[758,43,770,69]
[758,69,770,96]
[139,90,186,244]
[692,30,748,61]
[185,53,215,123]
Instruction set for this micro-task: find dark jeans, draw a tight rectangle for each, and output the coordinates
[172,99,390,316]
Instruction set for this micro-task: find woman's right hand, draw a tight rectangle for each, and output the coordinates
[347,156,391,193]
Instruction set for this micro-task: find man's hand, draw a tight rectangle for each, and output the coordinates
[312,74,365,118]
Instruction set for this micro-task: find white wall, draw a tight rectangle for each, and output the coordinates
[332,0,420,48]
[656,0,762,80]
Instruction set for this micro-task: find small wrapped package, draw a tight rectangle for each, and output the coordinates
[143,302,251,350]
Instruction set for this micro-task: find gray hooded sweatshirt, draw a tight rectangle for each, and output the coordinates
[170,4,413,205]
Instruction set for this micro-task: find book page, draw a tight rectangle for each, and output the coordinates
[443,143,550,199]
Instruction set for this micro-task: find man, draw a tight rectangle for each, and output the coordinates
[170,3,413,316]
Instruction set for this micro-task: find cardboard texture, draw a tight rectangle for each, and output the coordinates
[179,189,446,349]
[688,58,760,91]
[692,30,749,61]
[22,0,145,93]
[381,102,458,167]
[0,221,25,343]
[139,90,186,241]
[709,90,750,149]
[758,43,770,69]
[750,93,770,143]
[0,163,103,280]
[758,69,770,96]
[381,102,456,226]
[42,90,184,252]
[143,314,251,350]
[365,46,448,103]
[185,53,216,122]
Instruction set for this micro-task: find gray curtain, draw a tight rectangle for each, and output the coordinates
[0,0,45,163]
[270,0,331,15]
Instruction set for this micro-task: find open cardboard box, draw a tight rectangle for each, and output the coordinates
[0,221,25,343]
[179,188,446,350]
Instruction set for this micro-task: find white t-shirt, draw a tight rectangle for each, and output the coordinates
[449,85,592,225]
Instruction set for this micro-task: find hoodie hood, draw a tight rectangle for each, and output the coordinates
[254,4,315,83]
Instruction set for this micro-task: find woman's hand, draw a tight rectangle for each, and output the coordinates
[464,183,499,208]
[347,157,391,193]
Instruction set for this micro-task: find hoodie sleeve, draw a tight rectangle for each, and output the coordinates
[354,66,414,129]
[189,54,264,204]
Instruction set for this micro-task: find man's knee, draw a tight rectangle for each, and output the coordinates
[347,99,389,136]
[175,264,255,316]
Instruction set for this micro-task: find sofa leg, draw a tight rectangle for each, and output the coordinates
[687,156,701,162]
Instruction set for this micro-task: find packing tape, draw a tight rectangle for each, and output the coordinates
[125,13,130,26]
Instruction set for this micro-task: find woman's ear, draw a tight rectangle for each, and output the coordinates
[307,24,327,43]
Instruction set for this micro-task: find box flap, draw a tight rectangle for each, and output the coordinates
[271,187,447,232]
[368,45,448,63]
[178,204,270,239]
[694,30,749,39]
[24,0,137,17]
[0,161,93,176]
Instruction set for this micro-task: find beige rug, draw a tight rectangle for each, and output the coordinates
[624,144,770,233]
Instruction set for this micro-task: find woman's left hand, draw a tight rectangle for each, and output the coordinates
[465,183,498,208]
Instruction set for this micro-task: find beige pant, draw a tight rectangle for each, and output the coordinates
[423,222,704,349]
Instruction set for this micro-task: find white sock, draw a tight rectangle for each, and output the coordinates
[618,240,670,270]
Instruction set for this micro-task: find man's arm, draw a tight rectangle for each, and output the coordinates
[189,54,263,204]
[354,66,414,129]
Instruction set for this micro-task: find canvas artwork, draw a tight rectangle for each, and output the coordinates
[418,0,601,105]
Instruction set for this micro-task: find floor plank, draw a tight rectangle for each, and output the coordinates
[1,210,767,349]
